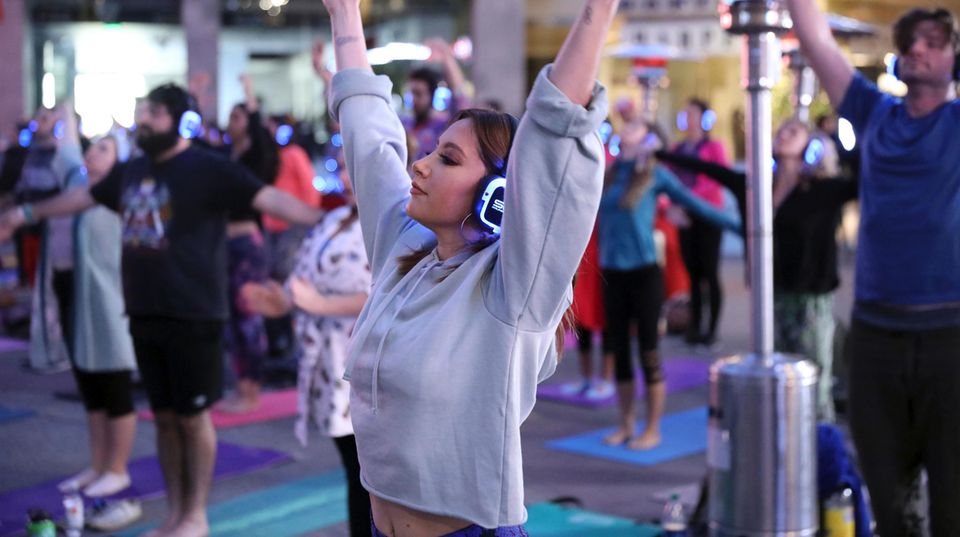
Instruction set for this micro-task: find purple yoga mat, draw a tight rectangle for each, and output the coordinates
[0,442,291,537]
[537,356,710,408]
[0,337,28,353]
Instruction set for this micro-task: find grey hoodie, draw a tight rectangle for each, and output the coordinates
[332,65,608,528]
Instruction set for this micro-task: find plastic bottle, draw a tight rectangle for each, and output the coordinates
[822,487,855,537]
[25,509,57,537]
[661,493,688,537]
[63,491,84,537]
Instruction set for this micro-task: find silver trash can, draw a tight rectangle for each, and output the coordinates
[708,353,819,536]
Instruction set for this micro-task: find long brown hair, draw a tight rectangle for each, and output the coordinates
[608,121,668,209]
[396,108,572,355]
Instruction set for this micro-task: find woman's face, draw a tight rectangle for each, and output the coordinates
[83,137,118,182]
[774,120,810,158]
[407,119,488,232]
[226,106,249,141]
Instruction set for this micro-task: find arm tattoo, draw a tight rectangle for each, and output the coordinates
[335,36,361,47]
[584,5,593,24]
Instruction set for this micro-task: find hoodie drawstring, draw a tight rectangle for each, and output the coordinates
[371,258,439,413]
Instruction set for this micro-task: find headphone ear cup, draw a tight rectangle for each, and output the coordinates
[954,52,960,81]
[701,109,717,132]
[472,175,506,235]
[893,56,901,80]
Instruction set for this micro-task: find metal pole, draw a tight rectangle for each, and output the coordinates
[744,31,779,361]
[786,49,817,122]
[708,4,819,536]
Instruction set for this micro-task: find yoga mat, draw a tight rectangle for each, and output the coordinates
[0,337,28,353]
[538,357,710,408]
[138,389,298,428]
[526,502,662,537]
[115,470,347,537]
[116,478,660,537]
[546,407,708,466]
[0,442,292,537]
[0,405,34,424]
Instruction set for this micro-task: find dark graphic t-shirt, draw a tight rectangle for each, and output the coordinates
[90,146,264,320]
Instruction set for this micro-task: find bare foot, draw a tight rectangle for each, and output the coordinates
[141,513,180,537]
[216,396,259,414]
[627,429,661,450]
[602,427,633,446]
[166,516,209,537]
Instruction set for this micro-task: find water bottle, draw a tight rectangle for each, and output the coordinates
[25,509,57,537]
[661,493,688,536]
[822,487,855,537]
[63,492,84,537]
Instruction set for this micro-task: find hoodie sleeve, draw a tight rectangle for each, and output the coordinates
[330,69,419,279]
[486,65,608,331]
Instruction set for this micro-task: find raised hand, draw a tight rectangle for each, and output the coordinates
[424,38,451,64]
[312,39,334,84]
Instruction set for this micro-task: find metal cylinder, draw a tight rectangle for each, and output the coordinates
[708,354,820,536]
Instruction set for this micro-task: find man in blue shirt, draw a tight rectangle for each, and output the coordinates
[786,2,960,534]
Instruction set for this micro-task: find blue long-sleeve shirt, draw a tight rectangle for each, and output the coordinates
[598,160,739,271]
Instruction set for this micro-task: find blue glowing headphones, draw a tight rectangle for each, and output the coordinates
[275,124,294,146]
[676,108,717,133]
[890,53,960,81]
[471,114,520,235]
[473,175,507,234]
[178,92,202,140]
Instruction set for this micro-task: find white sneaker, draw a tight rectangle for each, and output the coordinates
[58,468,99,493]
[86,499,142,531]
[586,380,615,400]
[559,380,590,396]
[83,471,131,497]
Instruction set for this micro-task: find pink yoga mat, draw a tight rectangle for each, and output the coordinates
[138,389,298,428]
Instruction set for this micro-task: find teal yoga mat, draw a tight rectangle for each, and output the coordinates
[116,469,347,537]
[546,406,708,466]
[117,472,663,537]
[526,502,662,536]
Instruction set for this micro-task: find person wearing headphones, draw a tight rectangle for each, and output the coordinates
[787,2,960,533]
[322,0,616,534]
[659,119,850,423]
[402,38,470,161]
[0,84,322,537]
[599,121,739,450]
[670,98,730,348]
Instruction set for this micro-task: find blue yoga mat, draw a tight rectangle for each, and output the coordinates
[0,404,34,424]
[116,470,348,537]
[546,406,708,466]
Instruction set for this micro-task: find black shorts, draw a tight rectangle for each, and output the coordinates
[129,317,225,416]
[73,368,134,418]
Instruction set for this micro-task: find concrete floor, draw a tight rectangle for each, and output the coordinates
[0,256,857,536]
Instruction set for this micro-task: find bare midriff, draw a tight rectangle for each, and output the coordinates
[370,494,474,537]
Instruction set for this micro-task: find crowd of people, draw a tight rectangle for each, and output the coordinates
[0,0,959,534]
